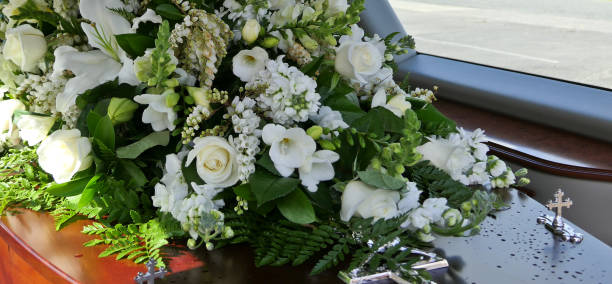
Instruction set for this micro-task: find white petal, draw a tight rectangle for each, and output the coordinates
[262,124,285,145]
[275,163,295,177]
[131,9,162,32]
[117,57,140,85]
[53,46,122,112]
[371,89,387,109]
[80,0,131,58]
[340,181,374,222]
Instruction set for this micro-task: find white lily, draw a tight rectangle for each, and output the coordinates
[298,150,339,192]
[52,0,140,113]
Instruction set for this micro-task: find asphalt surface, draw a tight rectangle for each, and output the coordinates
[389,0,612,89]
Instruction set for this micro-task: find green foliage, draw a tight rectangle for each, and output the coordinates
[0,147,57,214]
[47,176,92,197]
[249,168,300,206]
[116,131,170,159]
[82,218,177,267]
[408,161,473,207]
[116,33,156,58]
[109,7,136,22]
[357,169,406,190]
[277,189,316,224]
[12,0,83,35]
[155,4,184,21]
[413,104,457,137]
[352,107,405,137]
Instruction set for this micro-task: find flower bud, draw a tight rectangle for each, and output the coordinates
[461,201,472,212]
[307,125,323,140]
[394,164,405,175]
[205,242,215,251]
[242,19,261,44]
[164,91,180,107]
[422,223,431,234]
[442,208,461,227]
[417,231,435,242]
[108,97,139,125]
[298,34,319,51]
[186,87,211,108]
[325,34,337,46]
[515,168,528,177]
[319,139,336,150]
[187,238,197,249]
[370,158,382,170]
[261,36,280,48]
[223,226,235,238]
[517,177,531,187]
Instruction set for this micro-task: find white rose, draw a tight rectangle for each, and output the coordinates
[0,99,25,146]
[242,19,261,44]
[416,138,475,177]
[3,24,47,73]
[185,136,240,188]
[326,0,348,16]
[262,124,316,177]
[134,92,177,131]
[335,25,384,83]
[15,115,55,146]
[232,47,269,82]
[37,129,92,183]
[371,89,411,117]
[340,180,401,222]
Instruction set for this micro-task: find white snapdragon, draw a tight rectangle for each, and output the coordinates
[325,0,349,16]
[371,89,411,117]
[37,129,92,183]
[185,136,241,188]
[340,180,401,222]
[0,99,25,147]
[262,124,316,177]
[335,25,385,84]
[247,56,320,126]
[134,92,177,131]
[397,181,421,214]
[232,47,269,82]
[15,115,56,146]
[152,154,189,218]
[298,150,339,192]
[3,24,47,73]
[309,106,348,131]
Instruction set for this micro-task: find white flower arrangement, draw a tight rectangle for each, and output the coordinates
[0,0,528,280]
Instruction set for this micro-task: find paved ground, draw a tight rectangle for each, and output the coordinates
[389,0,612,89]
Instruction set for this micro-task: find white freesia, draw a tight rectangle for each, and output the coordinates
[262,124,316,177]
[185,136,240,188]
[3,24,47,73]
[232,47,269,82]
[152,154,189,217]
[53,0,139,113]
[340,181,401,222]
[37,129,92,183]
[371,89,411,117]
[416,137,475,179]
[309,106,348,130]
[15,115,55,146]
[326,0,348,16]
[0,99,25,146]
[134,92,177,131]
[298,150,339,192]
[397,181,421,213]
[335,25,385,83]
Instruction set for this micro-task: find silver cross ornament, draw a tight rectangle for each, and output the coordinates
[134,258,167,284]
[537,189,583,243]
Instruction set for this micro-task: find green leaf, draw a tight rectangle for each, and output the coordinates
[87,111,102,136]
[93,116,115,150]
[93,138,116,161]
[130,210,143,223]
[181,159,205,186]
[414,104,457,137]
[255,151,281,176]
[117,159,147,187]
[351,107,404,137]
[47,176,92,197]
[78,175,104,209]
[277,189,316,224]
[156,4,184,20]
[116,131,170,159]
[249,169,300,206]
[115,33,155,58]
[357,170,405,190]
[233,184,255,201]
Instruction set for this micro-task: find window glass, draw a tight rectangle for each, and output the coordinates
[389,0,612,89]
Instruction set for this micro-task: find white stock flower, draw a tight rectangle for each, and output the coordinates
[335,25,385,84]
[371,89,411,117]
[309,106,348,130]
[406,208,430,229]
[52,0,139,113]
[232,47,269,82]
[3,24,47,73]
[421,198,449,223]
[262,124,316,177]
[152,154,189,217]
[186,136,241,188]
[134,92,177,131]
[416,137,475,178]
[0,99,25,146]
[326,0,348,16]
[15,115,55,146]
[340,181,401,222]
[298,150,339,192]
[37,129,92,183]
